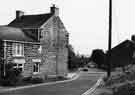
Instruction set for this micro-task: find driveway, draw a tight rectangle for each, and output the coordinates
[0,71,104,95]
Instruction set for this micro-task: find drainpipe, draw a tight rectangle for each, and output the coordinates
[3,41,7,77]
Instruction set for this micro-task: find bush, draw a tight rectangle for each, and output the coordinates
[105,73,127,86]
[114,83,135,95]
[0,63,22,86]
[56,76,67,80]
[82,68,88,71]
[0,78,11,86]
[22,77,32,82]
[22,76,44,84]
[30,77,43,84]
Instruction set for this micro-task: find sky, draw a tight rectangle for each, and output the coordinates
[0,0,135,55]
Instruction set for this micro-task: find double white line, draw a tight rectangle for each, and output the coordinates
[82,76,104,95]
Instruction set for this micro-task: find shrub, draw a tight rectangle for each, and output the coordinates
[105,73,127,86]
[22,77,32,82]
[30,77,43,84]
[0,63,22,86]
[82,68,88,71]
[56,76,67,80]
[114,83,135,95]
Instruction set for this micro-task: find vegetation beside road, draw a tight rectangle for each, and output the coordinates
[67,44,90,71]
[95,64,135,95]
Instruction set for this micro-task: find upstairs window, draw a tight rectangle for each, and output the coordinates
[12,43,24,56]
[38,29,43,40]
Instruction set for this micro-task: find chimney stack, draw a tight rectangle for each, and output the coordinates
[16,10,24,19]
[50,4,59,16]
[131,35,135,42]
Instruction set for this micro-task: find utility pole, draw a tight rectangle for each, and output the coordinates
[107,0,112,77]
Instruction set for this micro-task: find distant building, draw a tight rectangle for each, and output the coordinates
[109,38,134,68]
[0,5,69,78]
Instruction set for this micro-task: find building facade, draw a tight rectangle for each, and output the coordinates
[0,5,69,78]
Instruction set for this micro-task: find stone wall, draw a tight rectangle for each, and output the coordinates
[23,43,41,77]
[3,41,41,77]
[40,16,68,76]
[1,15,69,77]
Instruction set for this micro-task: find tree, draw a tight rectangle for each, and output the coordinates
[67,44,91,70]
[91,49,106,69]
[68,45,78,70]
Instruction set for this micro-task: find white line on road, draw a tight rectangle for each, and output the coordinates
[81,77,103,95]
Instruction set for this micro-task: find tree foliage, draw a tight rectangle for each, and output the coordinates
[67,45,89,70]
[90,49,106,69]
[68,45,78,70]
[0,63,22,86]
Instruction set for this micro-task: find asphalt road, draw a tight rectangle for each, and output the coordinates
[0,71,103,95]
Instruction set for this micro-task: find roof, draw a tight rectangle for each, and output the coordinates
[112,40,133,51]
[109,40,134,67]
[8,13,53,28]
[0,26,38,42]
[110,40,134,55]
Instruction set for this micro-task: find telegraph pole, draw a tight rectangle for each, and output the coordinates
[107,0,112,77]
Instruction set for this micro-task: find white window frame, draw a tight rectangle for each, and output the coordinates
[12,43,24,56]
[13,63,24,72]
[33,62,40,74]
[38,46,42,54]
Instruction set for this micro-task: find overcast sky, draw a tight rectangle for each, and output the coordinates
[0,0,135,55]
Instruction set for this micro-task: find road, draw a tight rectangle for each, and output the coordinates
[0,71,103,95]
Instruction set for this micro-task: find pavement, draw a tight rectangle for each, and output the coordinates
[0,72,79,93]
[0,69,105,95]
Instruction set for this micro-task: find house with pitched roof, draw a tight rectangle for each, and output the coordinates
[109,40,133,68]
[107,35,135,69]
[0,5,69,78]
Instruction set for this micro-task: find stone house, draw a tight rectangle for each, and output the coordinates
[0,5,69,78]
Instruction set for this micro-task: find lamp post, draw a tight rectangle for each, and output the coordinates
[107,0,112,77]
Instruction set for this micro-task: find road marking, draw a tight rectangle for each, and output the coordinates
[81,77,103,95]
[0,73,79,93]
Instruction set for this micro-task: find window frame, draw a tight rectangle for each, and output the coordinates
[33,62,40,74]
[13,63,24,72]
[12,43,24,57]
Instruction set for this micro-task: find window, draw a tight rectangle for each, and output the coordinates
[33,62,39,73]
[39,31,43,39]
[13,63,24,72]
[13,43,24,56]
[38,29,43,40]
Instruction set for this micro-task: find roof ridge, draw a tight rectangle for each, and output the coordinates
[8,13,53,28]
[22,13,52,17]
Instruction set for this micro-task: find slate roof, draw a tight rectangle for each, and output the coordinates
[8,13,53,28]
[0,26,37,42]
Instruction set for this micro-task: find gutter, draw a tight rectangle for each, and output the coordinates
[3,40,40,44]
